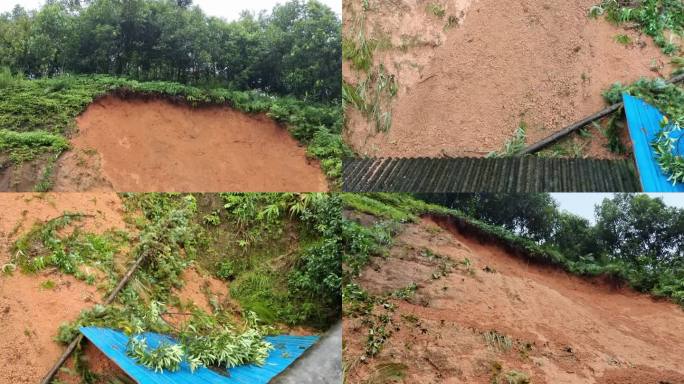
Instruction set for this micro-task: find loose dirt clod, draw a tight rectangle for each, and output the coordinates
[344,217,684,383]
[69,96,328,192]
[345,0,673,158]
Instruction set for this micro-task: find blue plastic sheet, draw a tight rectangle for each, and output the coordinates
[80,327,319,384]
[623,93,684,192]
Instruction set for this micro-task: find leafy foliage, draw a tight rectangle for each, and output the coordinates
[0,0,341,102]
[343,6,399,133]
[0,129,69,164]
[12,213,128,286]
[127,338,184,373]
[604,78,684,183]
[127,311,274,373]
[591,0,684,55]
[488,121,527,157]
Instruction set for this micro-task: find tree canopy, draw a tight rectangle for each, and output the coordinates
[0,0,341,102]
[418,193,684,271]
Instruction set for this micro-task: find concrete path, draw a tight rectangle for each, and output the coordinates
[271,321,342,384]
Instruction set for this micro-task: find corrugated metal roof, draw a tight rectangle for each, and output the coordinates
[343,157,640,192]
[622,93,684,192]
[80,327,319,384]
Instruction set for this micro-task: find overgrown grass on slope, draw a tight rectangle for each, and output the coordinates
[0,75,349,182]
[342,193,684,306]
[0,129,69,164]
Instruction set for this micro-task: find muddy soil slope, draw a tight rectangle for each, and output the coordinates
[61,96,328,192]
[0,193,127,384]
[345,0,673,157]
[343,216,684,384]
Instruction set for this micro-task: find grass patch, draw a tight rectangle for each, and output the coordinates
[483,330,513,352]
[614,34,633,45]
[488,121,528,157]
[426,3,446,18]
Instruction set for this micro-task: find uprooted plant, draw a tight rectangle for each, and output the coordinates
[127,311,274,373]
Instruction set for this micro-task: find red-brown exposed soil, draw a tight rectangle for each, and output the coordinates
[69,96,328,192]
[343,216,684,383]
[345,0,673,158]
[0,193,128,384]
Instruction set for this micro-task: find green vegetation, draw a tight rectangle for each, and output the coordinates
[604,78,684,184]
[613,33,632,45]
[417,193,684,306]
[13,193,343,377]
[0,75,347,182]
[127,312,274,373]
[425,3,446,18]
[0,0,347,186]
[488,121,527,157]
[0,0,341,102]
[12,212,129,287]
[343,6,399,133]
[590,0,683,55]
[0,129,69,164]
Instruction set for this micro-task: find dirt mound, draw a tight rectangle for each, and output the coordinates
[0,193,127,384]
[344,217,684,383]
[69,96,328,192]
[345,0,673,157]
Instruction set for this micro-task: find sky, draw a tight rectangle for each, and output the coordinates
[550,193,684,223]
[0,0,342,20]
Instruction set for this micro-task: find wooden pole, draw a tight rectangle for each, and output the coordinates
[521,73,684,154]
[40,253,148,384]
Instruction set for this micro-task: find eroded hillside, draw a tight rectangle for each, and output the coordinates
[343,213,684,383]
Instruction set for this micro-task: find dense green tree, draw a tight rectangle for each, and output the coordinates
[595,194,684,269]
[418,193,559,242]
[0,0,341,102]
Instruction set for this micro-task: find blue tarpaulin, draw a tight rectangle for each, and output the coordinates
[80,327,319,384]
[622,93,684,192]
